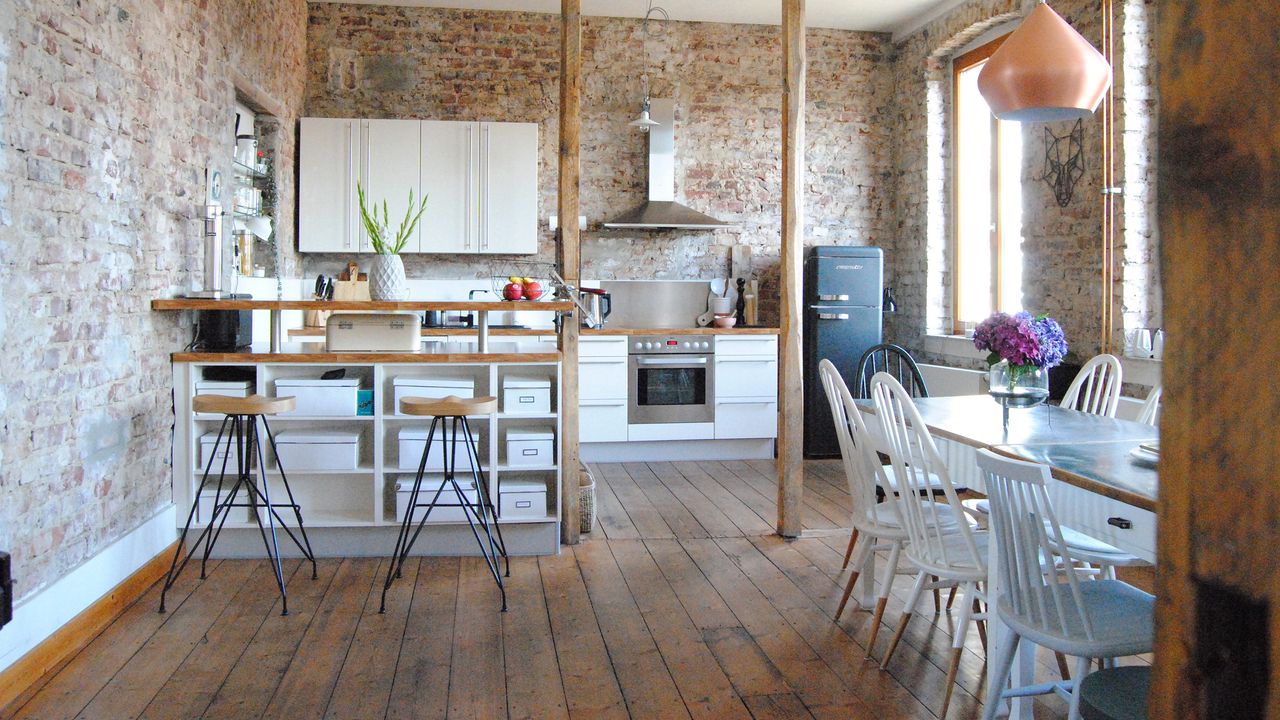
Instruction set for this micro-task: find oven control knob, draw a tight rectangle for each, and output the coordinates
[682,341,691,349]
[634,342,643,350]
[644,342,655,350]
[700,341,710,349]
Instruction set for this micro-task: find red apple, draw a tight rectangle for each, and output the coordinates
[522,280,544,300]
[503,282,523,301]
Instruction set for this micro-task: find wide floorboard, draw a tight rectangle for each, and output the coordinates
[5,460,1150,719]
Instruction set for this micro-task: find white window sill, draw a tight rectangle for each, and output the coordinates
[922,333,987,361]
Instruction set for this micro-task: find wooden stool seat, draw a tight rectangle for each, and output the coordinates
[1079,665,1150,720]
[399,395,498,417]
[193,394,296,416]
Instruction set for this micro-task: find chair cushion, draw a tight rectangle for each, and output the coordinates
[1080,665,1151,720]
[997,579,1154,658]
[864,500,962,531]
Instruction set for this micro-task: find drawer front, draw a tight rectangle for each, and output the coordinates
[580,337,629,357]
[714,397,778,439]
[1048,480,1156,559]
[579,358,628,400]
[715,336,778,357]
[715,358,778,399]
[580,400,628,443]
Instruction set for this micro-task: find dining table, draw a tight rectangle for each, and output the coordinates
[855,394,1158,720]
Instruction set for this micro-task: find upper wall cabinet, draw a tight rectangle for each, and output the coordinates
[298,117,539,254]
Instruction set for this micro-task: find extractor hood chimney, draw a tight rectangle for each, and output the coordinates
[603,99,734,230]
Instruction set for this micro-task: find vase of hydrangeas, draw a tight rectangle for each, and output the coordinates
[973,311,1068,424]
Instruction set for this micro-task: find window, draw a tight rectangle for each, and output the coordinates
[952,37,1023,333]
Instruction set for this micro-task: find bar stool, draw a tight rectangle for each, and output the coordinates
[160,394,318,616]
[380,394,508,613]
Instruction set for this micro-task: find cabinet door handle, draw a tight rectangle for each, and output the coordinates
[344,121,353,250]
[465,125,472,250]
[1107,517,1133,530]
[481,125,489,251]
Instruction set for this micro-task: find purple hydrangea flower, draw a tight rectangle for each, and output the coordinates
[973,311,1068,369]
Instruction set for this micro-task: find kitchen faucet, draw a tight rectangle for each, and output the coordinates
[466,288,490,327]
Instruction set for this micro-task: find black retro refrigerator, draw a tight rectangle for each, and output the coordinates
[803,246,883,458]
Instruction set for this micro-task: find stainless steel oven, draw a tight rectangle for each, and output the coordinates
[628,335,715,424]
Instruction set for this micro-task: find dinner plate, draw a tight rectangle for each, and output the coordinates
[1128,445,1159,467]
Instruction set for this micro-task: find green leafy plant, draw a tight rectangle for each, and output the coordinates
[357,183,429,255]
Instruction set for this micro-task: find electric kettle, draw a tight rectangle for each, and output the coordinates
[579,288,612,329]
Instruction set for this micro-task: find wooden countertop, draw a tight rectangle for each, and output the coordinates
[288,327,553,338]
[582,327,779,336]
[172,341,560,364]
[152,298,573,312]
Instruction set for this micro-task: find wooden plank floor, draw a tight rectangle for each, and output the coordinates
[6,460,1150,720]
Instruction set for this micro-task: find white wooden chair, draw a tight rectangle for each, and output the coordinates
[870,372,987,718]
[1136,383,1162,426]
[818,360,964,652]
[976,449,1154,720]
[1061,354,1123,417]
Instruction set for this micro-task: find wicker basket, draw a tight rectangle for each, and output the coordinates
[578,463,597,534]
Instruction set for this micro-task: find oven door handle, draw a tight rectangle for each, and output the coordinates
[635,357,709,366]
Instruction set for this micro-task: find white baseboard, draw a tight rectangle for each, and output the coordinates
[582,439,775,463]
[0,505,177,672]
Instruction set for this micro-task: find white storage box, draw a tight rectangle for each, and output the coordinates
[198,490,253,525]
[199,432,246,470]
[274,377,359,416]
[395,477,479,523]
[195,380,252,397]
[505,428,555,467]
[398,427,485,471]
[502,374,552,414]
[272,430,359,471]
[394,377,475,416]
[499,479,547,519]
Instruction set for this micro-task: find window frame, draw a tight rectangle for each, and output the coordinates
[950,34,1015,335]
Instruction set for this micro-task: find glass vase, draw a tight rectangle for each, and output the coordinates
[988,360,1050,409]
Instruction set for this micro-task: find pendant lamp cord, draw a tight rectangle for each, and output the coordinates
[639,0,669,106]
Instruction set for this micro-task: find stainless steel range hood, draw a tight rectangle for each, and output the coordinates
[603,99,735,230]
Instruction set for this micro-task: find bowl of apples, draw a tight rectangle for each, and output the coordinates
[498,275,546,302]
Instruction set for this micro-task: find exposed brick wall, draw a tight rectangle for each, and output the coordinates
[0,0,307,601]
[301,4,896,324]
[885,0,1159,375]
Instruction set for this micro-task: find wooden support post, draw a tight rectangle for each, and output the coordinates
[777,0,805,538]
[1152,2,1280,717]
[557,0,582,546]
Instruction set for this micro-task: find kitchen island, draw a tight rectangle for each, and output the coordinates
[154,299,571,557]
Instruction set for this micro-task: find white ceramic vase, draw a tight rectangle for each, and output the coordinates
[369,253,408,301]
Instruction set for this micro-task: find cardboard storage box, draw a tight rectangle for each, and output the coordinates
[198,490,253,525]
[398,427,484,471]
[505,428,555,467]
[272,430,359,471]
[499,479,547,519]
[501,374,552,414]
[395,477,478,523]
[393,377,475,415]
[274,377,359,416]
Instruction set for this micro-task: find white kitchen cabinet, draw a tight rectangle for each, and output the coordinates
[360,119,423,253]
[299,118,359,253]
[299,118,538,255]
[579,337,628,443]
[713,335,778,440]
[420,120,473,254]
[479,122,539,254]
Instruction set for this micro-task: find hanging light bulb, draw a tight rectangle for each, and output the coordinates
[630,95,660,132]
[977,1,1112,122]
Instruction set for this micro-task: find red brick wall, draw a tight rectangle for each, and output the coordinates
[0,0,307,601]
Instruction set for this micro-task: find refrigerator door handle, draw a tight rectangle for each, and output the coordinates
[816,312,850,320]
[817,294,849,302]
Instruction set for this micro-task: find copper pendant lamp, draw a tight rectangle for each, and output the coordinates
[977,1,1112,122]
